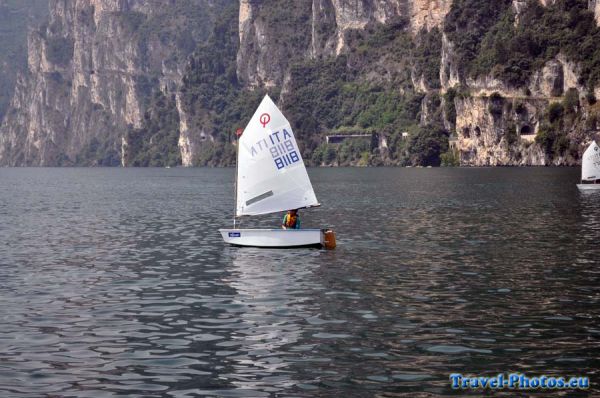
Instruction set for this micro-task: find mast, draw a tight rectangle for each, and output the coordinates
[233,129,241,228]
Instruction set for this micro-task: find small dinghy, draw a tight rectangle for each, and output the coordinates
[577,141,600,191]
[219,95,336,249]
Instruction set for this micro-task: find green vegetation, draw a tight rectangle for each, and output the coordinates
[119,2,272,166]
[137,4,454,167]
[448,0,600,88]
[196,142,236,166]
[441,147,460,166]
[115,1,234,165]
[535,125,569,157]
[5,0,600,167]
[547,102,564,123]
[176,8,451,167]
[126,92,181,167]
[309,135,381,167]
[285,55,423,156]
[75,137,121,166]
[405,126,450,166]
[563,88,579,113]
[444,0,512,78]
[180,4,271,165]
[336,138,373,166]
[443,88,458,128]
[414,27,443,89]
[586,111,599,130]
[252,0,313,64]
[283,18,447,165]
[118,1,227,57]
[535,101,572,158]
[311,143,338,165]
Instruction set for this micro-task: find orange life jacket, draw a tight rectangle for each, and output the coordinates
[283,214,298,229]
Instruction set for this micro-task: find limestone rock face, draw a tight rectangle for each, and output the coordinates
[237,0,451,87]
[0,0,219,166]
[236,0,302,88]
[410,0,452,34]
[1,0,457,166]
[0,1,48,122]
[535,60,564,97]
[451,51,592,166]
[528,55,586,98]
[440,33,460,92]
[455,96,550,166]
[439,0,597,166]
[1,0,597,167]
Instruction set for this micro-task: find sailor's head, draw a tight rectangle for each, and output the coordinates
[288,209,298,215]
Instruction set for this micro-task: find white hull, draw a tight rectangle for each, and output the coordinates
[577,184,600,191]
[220,229,324,248]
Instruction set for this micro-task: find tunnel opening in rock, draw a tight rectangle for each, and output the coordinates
[520,125,532,135]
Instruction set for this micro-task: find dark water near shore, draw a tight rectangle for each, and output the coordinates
[0,167,598,397]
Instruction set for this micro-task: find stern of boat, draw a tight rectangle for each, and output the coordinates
[321,229,336,250]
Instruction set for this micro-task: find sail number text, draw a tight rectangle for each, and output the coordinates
[250,128,301,170]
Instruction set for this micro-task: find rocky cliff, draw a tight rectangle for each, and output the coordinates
[1,0,599,167]
[0,0,48,123]
[172,0,453,166]
[236,0,451,87]
[442,0,600,166]
[0,0,225,166]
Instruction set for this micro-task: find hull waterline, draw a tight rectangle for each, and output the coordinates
[219,229,334,249]
[577,184,600,191]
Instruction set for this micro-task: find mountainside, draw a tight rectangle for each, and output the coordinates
[0,0,48,123]
[1,0,599,166]
[0,0,228,166]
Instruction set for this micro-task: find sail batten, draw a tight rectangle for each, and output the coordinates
[236,95,318,216]
[581,141,600,181]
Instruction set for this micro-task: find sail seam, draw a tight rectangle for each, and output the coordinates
[246,190,274,206]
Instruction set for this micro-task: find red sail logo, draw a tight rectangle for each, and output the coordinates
[260,113,271,128]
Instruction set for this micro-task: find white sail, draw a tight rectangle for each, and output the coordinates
[581,141,600,181]
[236,95,319,216]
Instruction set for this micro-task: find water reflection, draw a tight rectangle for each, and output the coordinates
[579,190,600,247]
[204,249,321,395]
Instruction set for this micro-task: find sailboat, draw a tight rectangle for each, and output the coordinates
[219,95,336,249]
[577,141,600,191]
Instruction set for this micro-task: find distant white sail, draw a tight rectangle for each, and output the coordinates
[581,141,600,181]
[236,95,319,216]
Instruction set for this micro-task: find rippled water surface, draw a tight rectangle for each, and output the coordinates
[1,167,599,397]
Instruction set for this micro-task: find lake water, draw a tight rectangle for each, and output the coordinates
[0,167,598,397]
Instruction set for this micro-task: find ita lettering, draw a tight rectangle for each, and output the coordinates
[250,128,300,170]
